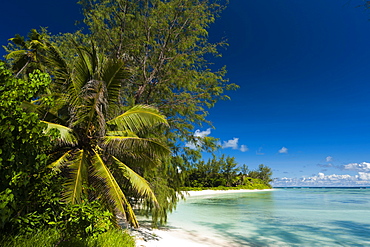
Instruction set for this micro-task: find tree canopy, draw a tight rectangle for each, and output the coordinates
[1,0,245,232]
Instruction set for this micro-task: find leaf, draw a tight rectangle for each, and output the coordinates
[112,156,159,208]
[103,134,170,160]
[107,105,168,133]
[91,150,139,227]
[48,150,73,172]
[64,150,87,204]
[41,120,78,146]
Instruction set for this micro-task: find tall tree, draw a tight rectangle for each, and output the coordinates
[63,0,237,148]
[4,29,50,77]
[36,43,170,228]
[48,0,236,224]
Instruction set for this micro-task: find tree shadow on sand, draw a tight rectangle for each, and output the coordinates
[195,219,370,246]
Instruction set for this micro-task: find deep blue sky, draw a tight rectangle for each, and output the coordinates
[1,0,370,186]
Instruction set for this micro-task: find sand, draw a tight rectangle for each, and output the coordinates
[134,189,274,247]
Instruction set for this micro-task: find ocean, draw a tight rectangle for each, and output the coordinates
[167,188,370,246]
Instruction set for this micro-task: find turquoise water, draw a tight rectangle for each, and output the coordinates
[168,189,370,246]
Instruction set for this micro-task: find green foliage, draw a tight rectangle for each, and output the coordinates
[182,178,271,191]
[248,164,273,185]
[86,228,135,247]
[0,62,63,232]
[0,228,135,247]
[4,0,238,228]
[4,29,54,77]
[183,154,240,187]
[61,0,238,150]
[183,155,273,189]
[0,228,60,247]
[34,43,170,228]
[56,201,115,240]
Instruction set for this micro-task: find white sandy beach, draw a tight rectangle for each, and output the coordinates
[134,189,274,247]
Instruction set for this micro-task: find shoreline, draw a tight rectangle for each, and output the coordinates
[134,189,273,247]
[185,188,275,197]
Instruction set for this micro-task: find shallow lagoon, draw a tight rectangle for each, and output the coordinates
[168,188,370,246]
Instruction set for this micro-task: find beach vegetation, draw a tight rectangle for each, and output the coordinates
[35,42,170,228]
[182,155,273,189]
[0,227,135,247]
[3,0,236,227]
[0,0,241,243]
[0,62,62,233]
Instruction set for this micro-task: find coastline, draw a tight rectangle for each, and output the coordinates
[185,188,275,197]
[134,189,274,247]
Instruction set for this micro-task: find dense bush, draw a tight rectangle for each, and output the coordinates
[0,62,62,233]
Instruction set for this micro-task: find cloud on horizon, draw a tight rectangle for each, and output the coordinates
[272,172,370,187]
[342,162,370,172]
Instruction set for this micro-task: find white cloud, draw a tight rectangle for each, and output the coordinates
[278,147,288,154]
[326,156,333,162]
[221,138,249,152]
[272,172,370,187]
[194,128,212,138]
[358,172,370,180]
[343,162,370,172]
[222,138,239,149]
[185,128,212,149]
[240,145,249,152]
[185,142,197,149]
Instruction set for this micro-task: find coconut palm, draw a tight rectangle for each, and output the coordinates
[37,42,169,228]
[6,29,49,77]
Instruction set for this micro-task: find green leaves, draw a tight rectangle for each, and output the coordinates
[112,156,159,207]
[107,105,169,133]
[64,150,87,205]
[91,151,139,228]
[0,62,61,232]
[41,121,78,146]
[24,43,171,227]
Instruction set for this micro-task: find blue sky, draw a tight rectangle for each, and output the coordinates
[2,1,370,186]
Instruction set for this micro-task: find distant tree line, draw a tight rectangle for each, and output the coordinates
[182,155,273,189]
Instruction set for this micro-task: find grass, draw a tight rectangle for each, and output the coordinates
[0,228,135,247]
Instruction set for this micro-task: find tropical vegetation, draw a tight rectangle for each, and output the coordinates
[0,0,272,245]
[182,155,273,190]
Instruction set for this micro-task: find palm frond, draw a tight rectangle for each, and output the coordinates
[101,59,128,104]
[48,150,73,172]
[68,44,93,108]
[102,135,170,160]
[43,41,69,83]
[41,120,78,146]
[64,150,87,204]
[112,156,159,207]
[72,79,108,137]
[107,105,168,133]
[91,150,139,227]
[8,34,25,47]
[5,50,26,60]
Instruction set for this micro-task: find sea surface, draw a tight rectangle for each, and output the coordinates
[167,188,370,246]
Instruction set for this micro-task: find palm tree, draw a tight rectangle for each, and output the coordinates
[6,29,49,77]
[37,42,170,228]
